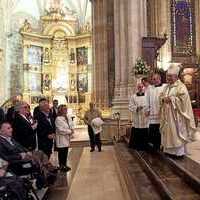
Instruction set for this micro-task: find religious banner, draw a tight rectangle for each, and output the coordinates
[171,0,195,56]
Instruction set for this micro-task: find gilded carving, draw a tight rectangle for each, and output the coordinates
[20,3,92,114]
[20,19,32,32]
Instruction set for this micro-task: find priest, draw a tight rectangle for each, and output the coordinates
[160,64,197,157]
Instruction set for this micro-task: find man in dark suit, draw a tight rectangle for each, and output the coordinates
[12,101,36,151]
[0,108,5,123]
[6,95,21,124]
[51,99,58,122]
[33,98,47,120]
[37,99,55,158]
[0,122,33,170]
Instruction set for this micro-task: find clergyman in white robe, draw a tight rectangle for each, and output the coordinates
[160,64,198,157]
[129,84,149,150]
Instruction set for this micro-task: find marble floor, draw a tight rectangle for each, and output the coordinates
[47,147,84,200]
[47,131,200,200]
[66,146,129,200]
[187,140,200,163]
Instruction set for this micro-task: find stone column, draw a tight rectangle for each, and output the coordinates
[147,0,171,70]
[91,0,112,109]
[195,0,200,58]
[112,0,147,119]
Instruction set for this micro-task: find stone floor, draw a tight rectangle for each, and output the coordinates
[46,127,200,200]
[47,147,83,200]
[47,146,129,200]
[187,140,200,164]
[66,146,128,200]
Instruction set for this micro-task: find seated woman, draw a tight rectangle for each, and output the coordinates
[0,158,28,200]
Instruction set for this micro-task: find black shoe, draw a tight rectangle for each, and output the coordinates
[60,166,71,172]
[98,149,101,152]
[90,148,95,152]
[65,166,71,171]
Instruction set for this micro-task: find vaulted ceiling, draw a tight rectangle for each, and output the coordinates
[12,0,91,24]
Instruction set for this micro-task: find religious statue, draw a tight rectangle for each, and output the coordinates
[44,48,51,64]
[20,19,32,32]
[70,48,75,64]
[70,74,76,91]
[80,22,91,34]
[42,74,51,91]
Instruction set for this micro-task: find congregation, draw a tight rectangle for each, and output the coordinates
[0,63,198,199]
[0,95,104,199]
[0,98,74,199]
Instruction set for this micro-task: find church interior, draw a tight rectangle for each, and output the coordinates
[1,0,200,199]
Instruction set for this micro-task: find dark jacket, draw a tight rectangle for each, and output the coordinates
[51,107,57,122]
[37,111,55,156]
[0,136,27,163]
[0,108,5,123]
[33,106,40,120]
[6,106,15,124]
[13,114,36,151]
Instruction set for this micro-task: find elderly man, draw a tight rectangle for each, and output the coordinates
[160,64,197,157]
[146,73,165,151]
[6,95,21,124]
[13,101,37,151]
[84,102,102,152]
[0,121,35,175]
[129,83,149,150]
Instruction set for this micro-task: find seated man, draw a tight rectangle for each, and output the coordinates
[0,121,57,184]
[0,158,28,200]
[0,122,34,175]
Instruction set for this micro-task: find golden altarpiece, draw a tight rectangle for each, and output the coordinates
[20,7,92,117]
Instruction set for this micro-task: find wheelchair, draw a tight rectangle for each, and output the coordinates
[0,183,39,200]
[0,160,46,200]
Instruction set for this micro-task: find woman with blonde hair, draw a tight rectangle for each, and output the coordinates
[55,105,74,172]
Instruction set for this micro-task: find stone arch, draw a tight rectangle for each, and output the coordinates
[43,23,75,36]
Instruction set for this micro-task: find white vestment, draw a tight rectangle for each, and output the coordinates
[146,84,166,124]
[160,80,197,156]
[129,93,149,128]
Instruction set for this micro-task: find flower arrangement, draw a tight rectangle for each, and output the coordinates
[134,57,150,75]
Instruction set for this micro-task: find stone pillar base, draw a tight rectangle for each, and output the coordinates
[112,98,130,120]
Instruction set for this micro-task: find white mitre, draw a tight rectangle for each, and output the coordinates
[167,63,181,75]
